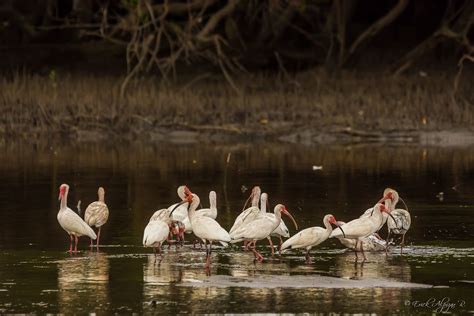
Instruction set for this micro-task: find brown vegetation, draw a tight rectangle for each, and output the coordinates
[1,69,472,141]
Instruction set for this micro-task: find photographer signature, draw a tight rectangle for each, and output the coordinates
[405,297,466,313]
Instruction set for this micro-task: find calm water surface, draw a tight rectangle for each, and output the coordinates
[0,142,474,314]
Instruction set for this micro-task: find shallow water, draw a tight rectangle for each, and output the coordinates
[1,142,474,314]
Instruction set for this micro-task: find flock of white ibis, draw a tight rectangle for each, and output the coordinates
[57,184,411,267]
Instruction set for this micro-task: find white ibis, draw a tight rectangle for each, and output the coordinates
[335,221,387,252]
[149,208,170,222]
[330,203,395,261]
[171,192,231,269]
[230,204,297,262]
[229,186,262,234]
[84,187,109,249]
[359,191,390,231]
[143,212,170,261]
[180,190,218,248]
[164,185,191,243]
[260,194,297,255]
[168,185,189,222]
[182,190,218,232]
[281,214,344,263]
[148,207,183,249]
[57,184,97,254]
[380,188,411,254]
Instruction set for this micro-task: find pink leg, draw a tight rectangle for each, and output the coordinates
[360,241,367,261]
[354,240,359,262]
[69,235,73,254]
[400,233,406,255]
[96,227,101,250]
[167,233,173,249]
[74,235,79,253]
[250,242,264,262]
[305,249,312,264]
[267,237,275,257]
[205,241,213,269]
[179,232,185,246]
[278,236,283,255]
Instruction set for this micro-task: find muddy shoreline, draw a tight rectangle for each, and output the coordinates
[2,126,474,147]
[179,274,434,289]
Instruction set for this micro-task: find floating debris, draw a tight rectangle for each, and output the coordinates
[436,192,444,202]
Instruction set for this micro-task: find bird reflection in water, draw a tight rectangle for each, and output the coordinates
[57,252,109,314]
[330,251,412,309]
[333,251,411,281]
[227,251,290,278]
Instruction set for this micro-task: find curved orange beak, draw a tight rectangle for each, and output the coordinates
[332,218,346,238]
[241,188,255,212]
[282,207,298,230]
[170,194,193,216]
[377,191,393,204]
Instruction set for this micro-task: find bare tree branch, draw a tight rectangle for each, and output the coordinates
[344,0,409,64]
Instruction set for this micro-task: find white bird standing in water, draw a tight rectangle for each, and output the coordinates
[182,190,219,248]
[84,187,109,249]
[171,191,231,269]
[143,210,170,261]
[229,186,262,236]
[230,204,298,262]
[335,221,387,252]
[379,188,411,254]
[330,203,394,261]
[57,184,97,254]
[182,190,218,232]
[168,185,189,222]
[156,185,190,244]
[260,193,297,255]
[281,214,344,263]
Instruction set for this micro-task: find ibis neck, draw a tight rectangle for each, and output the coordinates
[251,193,260,207]
[188,196,200,219]
[98,191,105,203]
[209,194,216,209]
[273,209,282,229]
[323,217,333,234]
[260,197,267,213]
[60,191,68,210]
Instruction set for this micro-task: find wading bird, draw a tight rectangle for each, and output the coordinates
[379,188,411,254]
[182,190,219,248]
[230,204,297,262]
[84,187,109,249]
[171,192,231,269]
[281,214,344,263]
[149,209,183,248]
[143,211,170,262]
[229,186,262,236]
[330,203,395,261]
[335,221,387,252]
[57,184,97,254]
[260,193,297,255]
[168,185,190,223]
[182,190,218,231]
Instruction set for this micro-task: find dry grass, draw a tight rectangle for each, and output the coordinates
[0,68,473,139]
